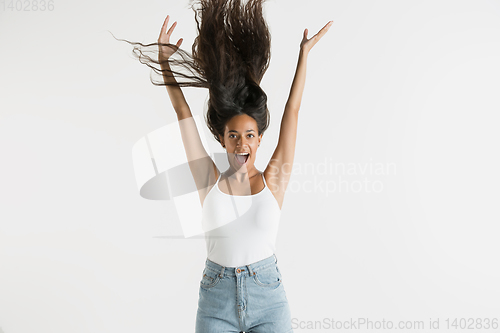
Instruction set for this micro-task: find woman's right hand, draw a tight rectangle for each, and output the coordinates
[158,15,183,62]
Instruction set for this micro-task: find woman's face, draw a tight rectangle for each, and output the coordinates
[219,114,263,173]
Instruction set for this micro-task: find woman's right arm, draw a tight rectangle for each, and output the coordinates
[162,61,191,115]
[159,16,219,204]
[158,15,190,114]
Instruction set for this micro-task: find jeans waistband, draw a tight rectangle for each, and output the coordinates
[205,254,278,278]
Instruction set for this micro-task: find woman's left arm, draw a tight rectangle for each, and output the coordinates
[286,20,334,111]
[265,21,333,204]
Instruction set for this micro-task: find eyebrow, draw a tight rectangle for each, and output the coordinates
[228,129,255,133]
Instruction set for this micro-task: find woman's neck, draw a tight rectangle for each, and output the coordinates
[225,168,260,183]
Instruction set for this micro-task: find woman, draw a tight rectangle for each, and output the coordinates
[121,0,332,331]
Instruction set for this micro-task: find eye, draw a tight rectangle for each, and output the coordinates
[228,134,254,139]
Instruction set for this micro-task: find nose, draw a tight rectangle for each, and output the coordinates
[236,137,246,146]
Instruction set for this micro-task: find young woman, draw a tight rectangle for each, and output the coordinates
[121,0,332,331]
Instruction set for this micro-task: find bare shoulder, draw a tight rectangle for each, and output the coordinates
[200,162,220,207]
[263,168,284,210]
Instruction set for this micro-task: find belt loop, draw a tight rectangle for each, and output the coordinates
[219,266,225,278]
[247,264,255,276]
[274,253,278,264]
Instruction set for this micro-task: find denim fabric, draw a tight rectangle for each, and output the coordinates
[195,254,293,333]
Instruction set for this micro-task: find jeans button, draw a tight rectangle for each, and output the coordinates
[236,268,241,273]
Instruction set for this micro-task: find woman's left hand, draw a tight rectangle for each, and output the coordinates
[300,21,333,54]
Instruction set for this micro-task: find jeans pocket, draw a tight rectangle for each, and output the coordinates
[253,265,282,288]
[200,267,221,290]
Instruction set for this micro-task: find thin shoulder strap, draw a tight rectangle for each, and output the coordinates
[261,172,267,187]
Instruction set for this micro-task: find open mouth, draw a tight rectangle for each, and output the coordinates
[235,153,249,165]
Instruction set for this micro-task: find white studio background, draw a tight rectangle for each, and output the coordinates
[1,0,499,332]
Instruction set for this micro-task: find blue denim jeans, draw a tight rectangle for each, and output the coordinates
[195,254,293,333]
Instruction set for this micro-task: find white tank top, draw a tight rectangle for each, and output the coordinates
[201,171,281,267]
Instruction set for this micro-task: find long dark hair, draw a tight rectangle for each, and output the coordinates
[114,0,272,144]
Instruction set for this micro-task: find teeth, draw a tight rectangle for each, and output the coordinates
[236,153,249,155]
